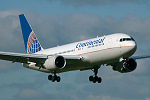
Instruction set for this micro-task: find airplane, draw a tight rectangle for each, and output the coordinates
[0,14,150,84]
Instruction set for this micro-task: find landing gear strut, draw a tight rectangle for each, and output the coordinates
[89,67,102,83]
[48,72,61,82]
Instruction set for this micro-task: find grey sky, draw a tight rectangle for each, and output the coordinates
[0,0,150,100]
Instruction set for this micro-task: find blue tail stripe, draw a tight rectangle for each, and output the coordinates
[19,14,32,51]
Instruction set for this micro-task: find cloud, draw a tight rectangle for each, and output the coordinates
[146,98,150,100]
[18,89,43,99]
[0,10,24,52]
[55,0,149,7]
[87,95,124,100]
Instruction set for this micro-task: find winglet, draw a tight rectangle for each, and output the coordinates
[19,14,43,54]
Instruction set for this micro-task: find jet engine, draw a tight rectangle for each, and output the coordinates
[113,58,137,73]
[43,56,66,70]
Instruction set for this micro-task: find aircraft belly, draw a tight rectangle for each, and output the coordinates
[85,48,120,64]
[55,63,91,73]
[23,61,91,73]
[23,63,51,73]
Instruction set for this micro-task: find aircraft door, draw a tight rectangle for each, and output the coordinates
[108,38,112,49]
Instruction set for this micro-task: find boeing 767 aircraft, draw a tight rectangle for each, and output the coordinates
[0,14,150,83]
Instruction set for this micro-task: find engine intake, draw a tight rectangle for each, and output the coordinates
[43,56,66,70]
[113,58,137,73]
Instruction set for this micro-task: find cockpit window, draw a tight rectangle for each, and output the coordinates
[131,37,135,41]
[120,38,134,42]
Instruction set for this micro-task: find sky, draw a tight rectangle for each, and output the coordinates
[0,0,150,100]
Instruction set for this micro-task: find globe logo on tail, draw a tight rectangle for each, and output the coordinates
[27,31,42,54]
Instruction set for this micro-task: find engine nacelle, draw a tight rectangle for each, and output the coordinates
[113,58,137,73]
[43,56,66,70]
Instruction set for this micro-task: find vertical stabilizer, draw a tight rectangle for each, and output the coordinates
[19,14,43,54]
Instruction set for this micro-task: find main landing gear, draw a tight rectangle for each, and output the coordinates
[47,67,102,83]
[48,72,61,82]
[89,67,102,83]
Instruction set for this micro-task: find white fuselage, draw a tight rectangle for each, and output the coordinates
[24,33,137,73]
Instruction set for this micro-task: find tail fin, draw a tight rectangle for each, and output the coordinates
[19,14,43,54]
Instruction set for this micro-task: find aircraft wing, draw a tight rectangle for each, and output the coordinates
[0,51,48,64]
[132,55,150,60]
[0,51,83,64]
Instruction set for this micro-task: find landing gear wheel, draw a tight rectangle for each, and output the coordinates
[91,76,102,83]
[89,76,93,81]
[48,75,52,80]
[97,77,102,83]
[57,76,61,82]
[52,76,56,82]
[93,77,97,83]
[48,74,61,83]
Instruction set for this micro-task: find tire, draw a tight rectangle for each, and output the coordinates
[97,77,102,83]
[48,75,52,80]
[93,77,97,83]
[52,76,56,82]
[89,76,93,81]
[57,76,61,82]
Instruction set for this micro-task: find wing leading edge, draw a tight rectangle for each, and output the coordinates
[132,55,150,60]
[0,51,83,66]
[0,51,47,64]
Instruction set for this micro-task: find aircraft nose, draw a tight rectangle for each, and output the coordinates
[130,41,137,53]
